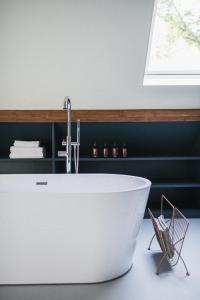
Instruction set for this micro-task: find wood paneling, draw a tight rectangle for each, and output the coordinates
[0,109,200,122]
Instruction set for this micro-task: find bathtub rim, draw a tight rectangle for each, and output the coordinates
[0,173,151,194]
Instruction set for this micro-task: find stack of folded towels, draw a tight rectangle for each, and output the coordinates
[9,140,45,159]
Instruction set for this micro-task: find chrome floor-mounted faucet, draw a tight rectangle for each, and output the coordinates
[62,97,80,173]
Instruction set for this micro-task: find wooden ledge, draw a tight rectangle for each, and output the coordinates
[0,109,200,122]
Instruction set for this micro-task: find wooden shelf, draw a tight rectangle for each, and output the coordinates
[152,182,200,188]
[144,209,200,218]
[0,158,52,161]
[0,109,200,122]
[55,156,200,161]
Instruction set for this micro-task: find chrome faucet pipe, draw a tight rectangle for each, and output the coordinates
[76,119,80,144]
[63,97,80,173]
[63,96,71,173]
[75,119,80,173]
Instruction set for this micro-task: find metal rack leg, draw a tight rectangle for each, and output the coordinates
[156,252,168,275]
[179,255,190,276]
[148,233,156,250]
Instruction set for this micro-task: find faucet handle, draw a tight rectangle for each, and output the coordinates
[62,139,66,146]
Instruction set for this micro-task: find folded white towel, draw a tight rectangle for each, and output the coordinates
[9,153,44,159]
[10,146,44,155]
[13,140,40,148]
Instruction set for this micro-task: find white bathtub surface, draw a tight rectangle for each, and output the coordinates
[0,173,151,284]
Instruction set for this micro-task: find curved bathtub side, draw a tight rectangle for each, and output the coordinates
[0,184,150,284]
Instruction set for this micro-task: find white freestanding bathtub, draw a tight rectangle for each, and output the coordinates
[0,173,151,284]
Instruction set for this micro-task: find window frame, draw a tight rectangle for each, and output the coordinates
[143,0,200,86]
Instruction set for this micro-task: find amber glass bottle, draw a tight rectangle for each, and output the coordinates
[92,142,98,158]
[112,143,119,158]
[103,143,109,158]
[122,143,127,158]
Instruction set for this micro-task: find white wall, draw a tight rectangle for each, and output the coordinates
[0,0,199,109]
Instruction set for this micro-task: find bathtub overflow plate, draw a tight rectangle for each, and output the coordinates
[36,181,48,185]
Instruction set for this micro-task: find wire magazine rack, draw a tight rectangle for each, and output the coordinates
[148,195,190,276]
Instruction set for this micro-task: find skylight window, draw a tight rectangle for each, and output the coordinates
[144,0,200,85]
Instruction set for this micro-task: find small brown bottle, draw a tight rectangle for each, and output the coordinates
[103,143,109,158]
[122,143,127,158]
[92,142,98,158]
[112,143,119,158]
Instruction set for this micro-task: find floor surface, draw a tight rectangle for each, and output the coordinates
[0,219,199,300]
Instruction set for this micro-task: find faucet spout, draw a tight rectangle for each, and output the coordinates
[64,96,71,110]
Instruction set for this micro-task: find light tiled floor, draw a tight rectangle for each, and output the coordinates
[0,219,199,300]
